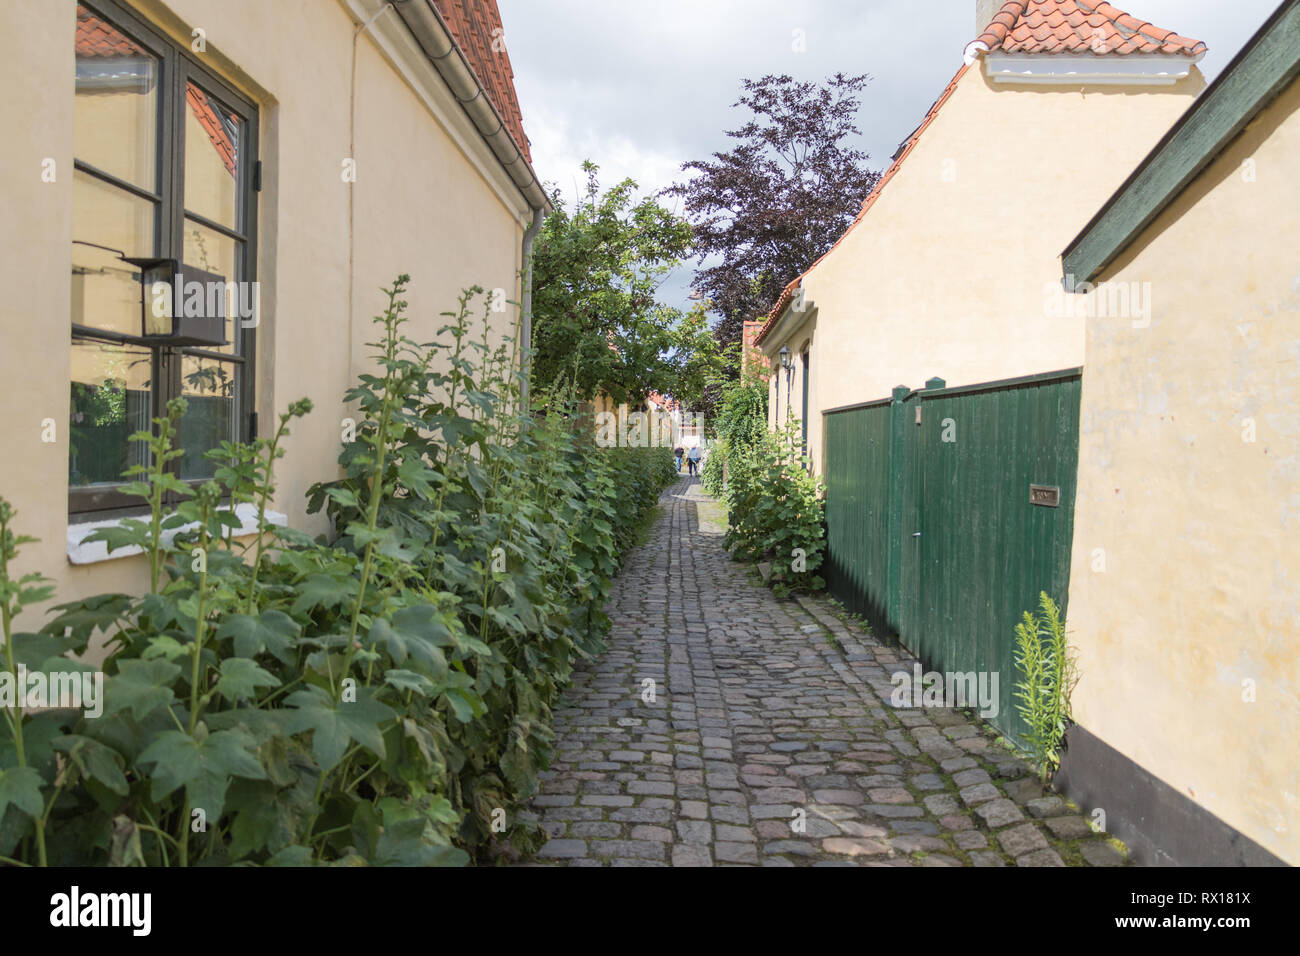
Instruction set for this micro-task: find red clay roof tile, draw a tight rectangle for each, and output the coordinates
[76,6,145,58]
[431,0,532,163]
[755,1,1205,343]
[972,1,1206,56]
[186,84,238,178]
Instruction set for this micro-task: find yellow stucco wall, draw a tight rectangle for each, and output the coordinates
[762,62,1203,474]
[1066,77,1300,864]
[0,0,531,625]
[767,311,816,438]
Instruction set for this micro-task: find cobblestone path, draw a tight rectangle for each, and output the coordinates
[522,476,1126,867]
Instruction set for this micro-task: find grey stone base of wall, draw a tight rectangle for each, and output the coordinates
[1056,724,1287,867]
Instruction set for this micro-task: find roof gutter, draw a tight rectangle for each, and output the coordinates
[759,296,815,353]
[391,0,550,214]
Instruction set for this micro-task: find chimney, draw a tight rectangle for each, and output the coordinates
[976,0,1005,37]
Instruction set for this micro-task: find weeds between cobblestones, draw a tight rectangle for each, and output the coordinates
[519,476,1129,867]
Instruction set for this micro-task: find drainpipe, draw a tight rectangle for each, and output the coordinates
[519,206,544,411]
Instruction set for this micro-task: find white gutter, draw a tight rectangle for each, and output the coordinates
[963,40,990,66]
[392,0,549,212]
[978,50,1205,85]
[760,298,816,361]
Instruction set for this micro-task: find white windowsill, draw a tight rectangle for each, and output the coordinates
[67,503,288,566]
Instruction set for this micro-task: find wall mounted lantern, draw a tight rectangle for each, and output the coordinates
[123,256,229,347]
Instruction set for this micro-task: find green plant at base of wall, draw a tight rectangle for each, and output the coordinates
[1013,591,1079,787]
[723,419,826,597]
[700,442,726,497]
[0,277,676,868]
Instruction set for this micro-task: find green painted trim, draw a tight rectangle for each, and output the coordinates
[1063,0,1300,285]
[823,395,900,417]
[923,367,1082,398]
[829,368,1081,418]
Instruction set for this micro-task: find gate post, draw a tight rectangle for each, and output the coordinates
[886,385,911,636]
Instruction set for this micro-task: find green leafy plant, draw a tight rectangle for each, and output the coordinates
[0,276,676,868]
[723,419,826,597]
[530,160,698,405]
[700,442,726,497]
[1013,591,1079,787]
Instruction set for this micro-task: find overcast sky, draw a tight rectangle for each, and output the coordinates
[498,0,1282,315]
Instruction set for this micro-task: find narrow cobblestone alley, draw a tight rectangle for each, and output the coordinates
[522,476,1125,867]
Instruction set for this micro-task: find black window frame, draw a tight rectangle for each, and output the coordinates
[71,0,259,519]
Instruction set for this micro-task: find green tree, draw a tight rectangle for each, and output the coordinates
[665,302,725,412]
[531,161,694,405]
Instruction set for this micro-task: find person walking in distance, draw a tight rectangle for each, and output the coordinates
[687,445,701,477]
[674,445,684,473]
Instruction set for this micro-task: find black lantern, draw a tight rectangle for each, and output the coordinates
[124,256,230,347]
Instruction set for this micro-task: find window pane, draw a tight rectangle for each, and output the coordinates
[72,170,156,335]
[184,82,242,229]
[182,219,244,353]
[74,4,159,191]
[178,354,238,480]
[69,338,152,488]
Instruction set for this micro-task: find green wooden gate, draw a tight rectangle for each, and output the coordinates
[823,369,1082,739]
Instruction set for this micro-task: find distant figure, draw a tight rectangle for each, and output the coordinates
[674,445,684,472]
[687,445,701,477]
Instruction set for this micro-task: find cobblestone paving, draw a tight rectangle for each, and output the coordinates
[522,476,1127,867]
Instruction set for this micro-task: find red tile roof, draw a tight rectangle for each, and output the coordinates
[432,0,532,163]
[76,6,144,58]
[972,1,1206,56]
[186,84,238,178]
[755,1,1205,345]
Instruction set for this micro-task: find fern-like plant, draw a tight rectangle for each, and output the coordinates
[1012,591,1078,787]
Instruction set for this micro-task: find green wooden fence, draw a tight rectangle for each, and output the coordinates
[823,369,1082,739]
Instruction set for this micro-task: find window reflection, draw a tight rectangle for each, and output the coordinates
[184,82,241,228]
[179,354,238,480]
[69,339,151,487]
[74,3,158,190]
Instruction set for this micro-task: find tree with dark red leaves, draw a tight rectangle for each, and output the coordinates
[664,73,881,356]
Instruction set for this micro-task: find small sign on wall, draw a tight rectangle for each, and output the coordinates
[1029,484,1060,507]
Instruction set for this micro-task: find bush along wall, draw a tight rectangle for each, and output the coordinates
[723,419,827,597]
[0,276,675,867]
[704,375,826,597]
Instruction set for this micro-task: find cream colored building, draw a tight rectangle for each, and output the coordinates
[1059,0,1300,866]
[0,0,547,623]
[756,0,1207,474]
